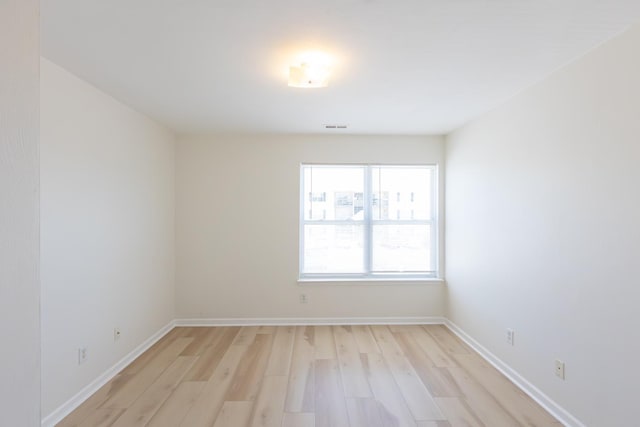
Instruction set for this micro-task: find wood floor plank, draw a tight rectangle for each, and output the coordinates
[454,354,558,425]
[433,398,484,427]
[333,325,373,398]
[362,352,417,427]
[424,326,471,355]
[257,325,276,334]
[388,325,424,333]
[101,337,193,409]
[147,381,205,427]
[121,333,177,376]
[372,327,444,421]
[233,326,260,346]
[394,332,463,397]
[282,412,315,427]
[76,408,124,427]
[57,374,132,426]
[386,353,445,421]
[179,327,203,337]
[314,325,337,359]
[166,327,191,339]
[408,328,457,368]
[285,325,315,412]
[183,326,240,381]
[345,398,384,427]
[352,325,381,353]
[370,325,405,358]
[111,355,197,426]
[226,333,274,401]
[181,327,222,356]
[265,326,295,376]
[446,367,520,427]
[314,359,350,427]
[180,343,250,427]
[249,375,288,427]
[212,401,254,427]
[173,327,195,337]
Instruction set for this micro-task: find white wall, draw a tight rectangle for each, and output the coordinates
[40,59,176,417]
[446,23,640,426]
[176,135,445,319]
[0,1,40,425]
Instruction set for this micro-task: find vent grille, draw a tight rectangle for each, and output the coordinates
[324,124,348,129]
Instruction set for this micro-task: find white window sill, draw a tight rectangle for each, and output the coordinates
[298,277,445,285]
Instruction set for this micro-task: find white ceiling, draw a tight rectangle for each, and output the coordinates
[42,0,640,135]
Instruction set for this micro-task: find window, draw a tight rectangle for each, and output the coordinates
[300,164,438,279]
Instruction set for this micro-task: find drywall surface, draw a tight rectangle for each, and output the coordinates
[176,134,445,319]
[0,0,40,425]
[446,23,640,426]
[40,59,176,417]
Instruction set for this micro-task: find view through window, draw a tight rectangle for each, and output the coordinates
[300,164,438,279]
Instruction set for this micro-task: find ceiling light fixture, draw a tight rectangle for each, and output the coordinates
[288,52,332,88]
[288,62,330,88]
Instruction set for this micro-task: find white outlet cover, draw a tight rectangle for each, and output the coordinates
[555,360,565,379]
[78,347,88,365]
[506,329,515,346]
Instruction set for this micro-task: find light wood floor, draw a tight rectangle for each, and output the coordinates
[59,325,561,427]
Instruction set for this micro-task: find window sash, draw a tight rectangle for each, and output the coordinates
[300,164,438,279]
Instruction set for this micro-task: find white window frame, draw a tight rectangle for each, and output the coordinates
[299,163,439,280]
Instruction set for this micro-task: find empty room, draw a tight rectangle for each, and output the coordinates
[2,1,640,426]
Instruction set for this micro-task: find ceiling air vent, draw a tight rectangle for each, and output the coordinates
[323,124,348,129]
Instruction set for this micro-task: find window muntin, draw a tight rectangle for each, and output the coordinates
[300,164,438,279]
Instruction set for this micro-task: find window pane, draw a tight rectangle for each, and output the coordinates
[303,166,365,221]
[372,225,432,272]
[371,166,432,220]
[303,225,364,273]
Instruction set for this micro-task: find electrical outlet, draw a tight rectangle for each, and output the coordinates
[555,359,565,380]
[299,294,309,304]
[114,327,121,342]
[78,347,88,365]
[506,328,515,346]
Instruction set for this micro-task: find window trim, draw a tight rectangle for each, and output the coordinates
[299,163,439,280]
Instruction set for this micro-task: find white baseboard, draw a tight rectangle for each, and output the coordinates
[41,320,176,427]
[444,320,585,427]
[175,316,446,327]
